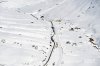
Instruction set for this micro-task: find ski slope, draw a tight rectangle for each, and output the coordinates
[0,0,100,66]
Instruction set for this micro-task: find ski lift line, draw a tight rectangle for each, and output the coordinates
[43,21,56,66]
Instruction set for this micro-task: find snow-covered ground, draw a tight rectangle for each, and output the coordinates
[0,0,100,66]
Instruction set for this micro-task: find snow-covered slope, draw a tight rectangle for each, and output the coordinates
[0,0,100,66]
